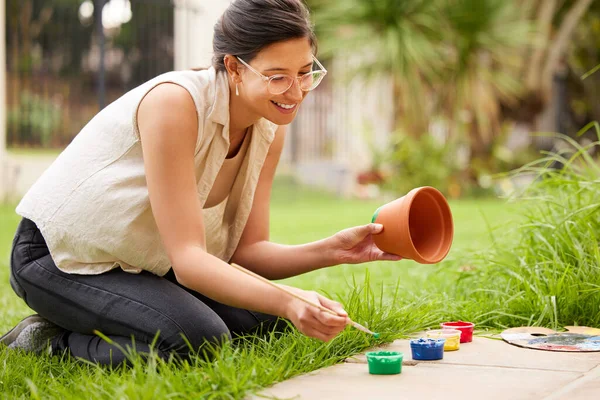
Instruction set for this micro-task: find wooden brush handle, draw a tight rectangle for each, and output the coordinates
[230,263,338,315]
[229,263,375,335]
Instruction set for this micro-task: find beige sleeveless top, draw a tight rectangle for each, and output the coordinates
[16,67,278,276]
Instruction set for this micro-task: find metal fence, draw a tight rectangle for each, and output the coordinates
[5,0,175,148]
[283,57,394,170]
[4,0,382,175]
[284,76,335,165]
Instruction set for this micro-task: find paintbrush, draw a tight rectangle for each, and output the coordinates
[230,263,379,338]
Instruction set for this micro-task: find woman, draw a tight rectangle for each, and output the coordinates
[1,0,400,366]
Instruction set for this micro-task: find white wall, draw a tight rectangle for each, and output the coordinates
[174,0,233,70]
[0,0,7,201]
[283,54,394,197]
[330,56,394,171]
[2,0,236,202]
[1,0,392,200]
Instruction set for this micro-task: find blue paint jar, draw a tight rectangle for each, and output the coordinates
[410,338,446,360]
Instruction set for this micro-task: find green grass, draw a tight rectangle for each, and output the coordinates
[269,177,520,292]
[0,181,516,399]
[459,126,600,329]
[6,148,63,158]
[1,124,599,399]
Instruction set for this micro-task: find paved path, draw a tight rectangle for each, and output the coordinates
[253,336,600,399]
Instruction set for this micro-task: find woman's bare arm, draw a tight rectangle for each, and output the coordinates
[231,125,338,280]
[137,83,294,316]
[137,84,349,341]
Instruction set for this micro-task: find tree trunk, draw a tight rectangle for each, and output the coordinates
[526,0,556,90]
[541,0,594,93]
[506,0,594,132]
[392,72,430,136]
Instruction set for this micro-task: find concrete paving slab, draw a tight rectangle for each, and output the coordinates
[543,365,600,400]
[252,361,581,400]
[346,337,600,372]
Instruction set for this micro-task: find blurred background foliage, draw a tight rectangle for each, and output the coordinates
[4,0,599,198]
[308,0,599,197]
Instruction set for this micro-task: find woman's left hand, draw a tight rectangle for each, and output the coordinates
[329,223,402,264]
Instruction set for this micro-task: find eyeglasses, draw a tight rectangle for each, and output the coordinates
[236,55,327,95]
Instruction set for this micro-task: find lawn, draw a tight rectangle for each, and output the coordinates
[1,165,597,399]
[6,148,63,158]
[0,179,519,399]
[0,179,518,330]
[269,178,520,292]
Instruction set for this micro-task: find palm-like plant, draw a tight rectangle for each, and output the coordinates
[311,0,532,178]
[311,0,445,135]
[440,0,531,159]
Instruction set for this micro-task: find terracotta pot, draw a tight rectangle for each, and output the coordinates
[371,187,453,264]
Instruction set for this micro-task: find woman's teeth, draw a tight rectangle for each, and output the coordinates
[271,101,296,110]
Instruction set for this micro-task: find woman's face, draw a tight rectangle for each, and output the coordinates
[237,38,315,126]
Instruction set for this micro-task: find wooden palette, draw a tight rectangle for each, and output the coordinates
[501,326,600,352]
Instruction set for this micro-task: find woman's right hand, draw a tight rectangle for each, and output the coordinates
[280,285,349,342]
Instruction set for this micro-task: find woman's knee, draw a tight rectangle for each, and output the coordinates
[158,316,232,358]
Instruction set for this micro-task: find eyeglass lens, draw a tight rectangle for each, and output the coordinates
[268,70,326,94]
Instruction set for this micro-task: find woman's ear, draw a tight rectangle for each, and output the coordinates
[223,55,241,83]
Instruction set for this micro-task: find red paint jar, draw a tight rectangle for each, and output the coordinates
[441,321,475,343]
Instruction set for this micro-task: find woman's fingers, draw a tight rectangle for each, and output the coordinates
[310,307,347,328]
[355,223,383,239]
[369,223,384,234]
[305,313,347,340]
[378,251,402,261]
[293,290,350,341]
[310,313,347,334]
[304,326,337,342]
[316,294,348,317]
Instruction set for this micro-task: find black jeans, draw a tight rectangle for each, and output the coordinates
[9,217,284,366]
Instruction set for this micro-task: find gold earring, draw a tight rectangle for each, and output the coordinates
[235,83,239,96]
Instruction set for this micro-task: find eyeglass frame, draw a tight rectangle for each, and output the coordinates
[235,55,328,94]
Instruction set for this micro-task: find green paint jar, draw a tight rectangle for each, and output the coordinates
[365,351,403,375]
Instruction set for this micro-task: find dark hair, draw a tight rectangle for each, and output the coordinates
[212,0,317,72]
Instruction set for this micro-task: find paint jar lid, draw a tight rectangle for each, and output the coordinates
[410,338,446,347]
[425,329,462,339]
[441,321,475,328]
[365,351,403,375]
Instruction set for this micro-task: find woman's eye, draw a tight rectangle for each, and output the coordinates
[271,76,286,81]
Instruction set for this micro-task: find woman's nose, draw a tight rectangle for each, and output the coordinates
[285,78,304,102]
